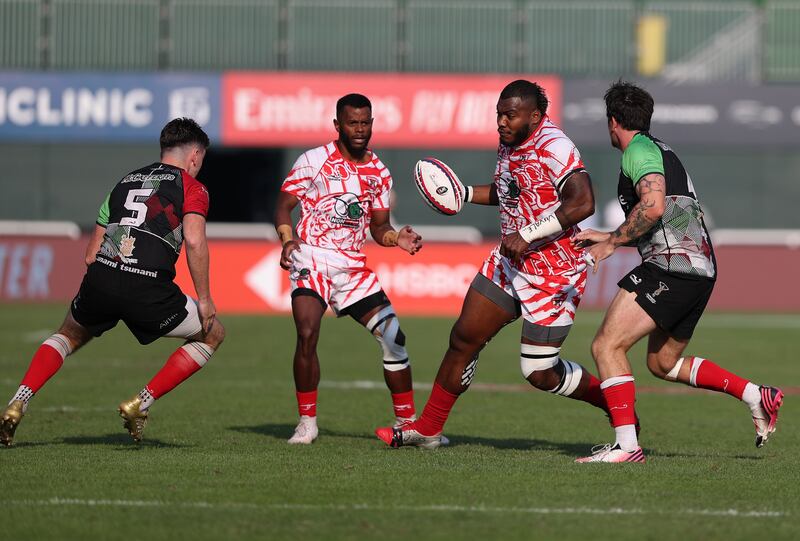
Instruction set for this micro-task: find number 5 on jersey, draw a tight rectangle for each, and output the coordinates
[121,188,155,227]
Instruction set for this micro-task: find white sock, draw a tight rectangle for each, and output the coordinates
[742,382,761,409]
[299,415,317,425]
[614,424,639,452]
[11,385,33,404]
[138,388,155,411]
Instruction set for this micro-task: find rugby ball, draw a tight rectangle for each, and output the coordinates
[413,158,465,215]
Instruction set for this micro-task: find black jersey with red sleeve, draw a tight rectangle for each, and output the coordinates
[95,162,209,281]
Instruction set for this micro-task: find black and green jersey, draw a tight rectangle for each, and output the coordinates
[618,133,716,279]
[95,162,209,281]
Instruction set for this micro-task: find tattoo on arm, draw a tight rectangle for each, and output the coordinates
[611,174,665,246]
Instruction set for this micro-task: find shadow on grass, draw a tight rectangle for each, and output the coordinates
[441,433,595,456]
[229,423,375,442]
[647,449,765,460]
[229,423,593,455]
[60,433,190,449]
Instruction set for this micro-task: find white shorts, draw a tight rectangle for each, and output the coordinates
[289,243,382,315]
[478,246,587,342]
[164,295,203,339]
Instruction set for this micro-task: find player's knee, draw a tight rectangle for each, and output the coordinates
[365,306,409,372]
[648,354,676,380]
[520,344,560,380]
[295,323,319,348]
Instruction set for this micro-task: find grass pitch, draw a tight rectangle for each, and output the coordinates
[1,305,798,540]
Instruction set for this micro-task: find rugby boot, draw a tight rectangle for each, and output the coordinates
[394,417,449,446]
[575,443,646,464]
[0,400,25,447]
[751,386,784,448]
[287,416,318,445]
[118,396,148,442]
[376,421,442,450]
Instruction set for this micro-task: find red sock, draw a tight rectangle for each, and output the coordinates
[146,346,205,399]
[413,382,459,436]
[602,376,637,427]
[296,390,317,417]
[580,373,608,412]
[21,342,67,392]
[688,356,748,399]
[391,390,415,419]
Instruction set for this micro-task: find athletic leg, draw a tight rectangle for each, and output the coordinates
[351,297,415,422]
[376,280,516,447]
[1,310,93,446]
[521,332,608,415]
[118,295,227,442]
[647,329,784,448]
[576,289,655,462]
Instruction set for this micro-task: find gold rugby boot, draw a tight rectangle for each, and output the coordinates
[1,400,25,447]
[118,396,148,442]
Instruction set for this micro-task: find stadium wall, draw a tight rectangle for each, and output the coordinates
[1,235,799,313]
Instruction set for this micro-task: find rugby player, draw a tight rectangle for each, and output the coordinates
[274,93,423,445]
[376,80,612,450]
[574,81,783,463]
[0,118,225,446]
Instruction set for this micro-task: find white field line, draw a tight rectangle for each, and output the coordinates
[10,498,787,518]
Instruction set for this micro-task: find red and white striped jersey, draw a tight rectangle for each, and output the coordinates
[281,142,392,253]
[494,116,587,275]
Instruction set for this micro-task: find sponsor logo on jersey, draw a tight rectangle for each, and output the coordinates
[496,172,520,206]
[119,234,136,258]
[645,281,669,304]
[629,273,642,285]
[330,192,369,227]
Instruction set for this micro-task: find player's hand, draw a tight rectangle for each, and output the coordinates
[572,229,610,248]
[280,240,300,270]
[584,239,616,274]
[397,226,423,255]
[500,232,530,265]
[198,297,217,334]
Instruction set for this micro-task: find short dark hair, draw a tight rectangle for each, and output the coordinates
[604,81,654,132]
[499,80,548,115]
[336,93,372,118]
[160,117,210,153]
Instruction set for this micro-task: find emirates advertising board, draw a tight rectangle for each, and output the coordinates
[221,72,561,148]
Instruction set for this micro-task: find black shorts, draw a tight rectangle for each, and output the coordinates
[70,264,188,345]
[618,263,715,340]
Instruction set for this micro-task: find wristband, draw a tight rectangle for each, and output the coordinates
[518,213,562,243]
[464,186,474,203]
[382,230,399,247]
[277,224,294,245]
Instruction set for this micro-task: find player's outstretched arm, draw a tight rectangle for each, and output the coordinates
[370,209,422,255]
[575,172,665,272]
[184,213,216,333]
[274,191,301,270]
[84,224,106,266]
[463,184,499,206]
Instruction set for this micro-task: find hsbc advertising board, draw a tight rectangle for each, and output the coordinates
[221,72,561,148]
[3,236,799,313]
[562,79,800,146]
[0,72,220,141]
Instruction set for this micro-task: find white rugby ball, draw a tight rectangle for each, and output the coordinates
[413,158,464,216]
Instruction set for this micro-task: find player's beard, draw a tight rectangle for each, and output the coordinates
[339,132,371,159]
